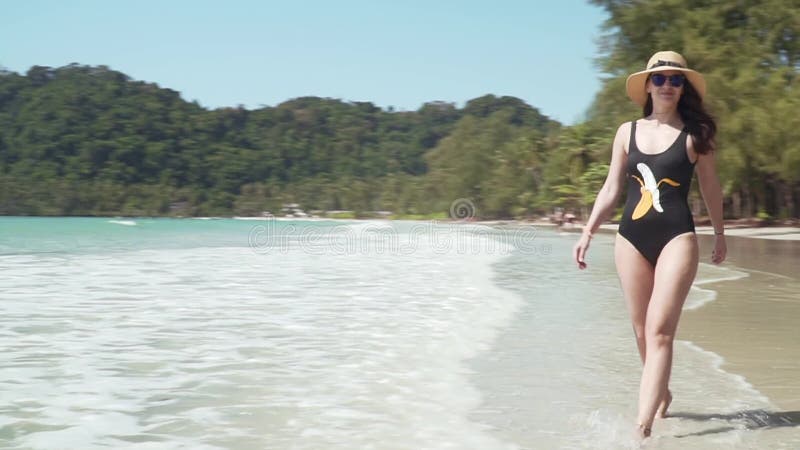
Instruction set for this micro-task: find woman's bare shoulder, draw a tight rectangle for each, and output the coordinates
[614,121,634,154]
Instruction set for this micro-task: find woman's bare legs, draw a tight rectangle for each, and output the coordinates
[615,233,697,435]
[614,234,654,363]
[636,232,698,431]
[614,234,656,436]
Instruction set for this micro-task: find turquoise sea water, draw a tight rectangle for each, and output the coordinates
[0,217,797,449]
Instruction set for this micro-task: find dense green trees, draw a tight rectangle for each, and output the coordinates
[0,65,557,217]
[589,0,800,219]
[1,0,798,219]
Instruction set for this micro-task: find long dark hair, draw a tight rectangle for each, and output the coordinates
[644,79,717,154]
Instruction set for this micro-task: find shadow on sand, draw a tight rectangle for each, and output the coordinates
[669,409,800,438]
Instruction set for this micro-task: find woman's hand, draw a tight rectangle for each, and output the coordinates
[711,234,727,264]
[573,231,593,270]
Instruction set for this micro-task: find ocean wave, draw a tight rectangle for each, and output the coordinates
[107,219,137,226]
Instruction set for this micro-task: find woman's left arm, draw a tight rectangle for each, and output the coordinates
[695,148,727,264]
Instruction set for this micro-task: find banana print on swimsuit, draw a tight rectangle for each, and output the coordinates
[630,162,680,220]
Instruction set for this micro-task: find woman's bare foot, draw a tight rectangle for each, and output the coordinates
[635,423,652,439]
[657,389,672,418]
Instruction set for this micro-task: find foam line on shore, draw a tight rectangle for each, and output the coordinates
[679,340,774,407]
[684,264,749,311]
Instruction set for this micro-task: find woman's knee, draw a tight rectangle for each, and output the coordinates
[645,322,676,347]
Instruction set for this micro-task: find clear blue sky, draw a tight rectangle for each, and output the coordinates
[1,0,608,124]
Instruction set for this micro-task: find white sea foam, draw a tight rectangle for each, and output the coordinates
[734,267,794,280]
[684,263,750,310]
[680,341,772,406]
[231,216,270,221]
[107,219,137,226]
[0,223,521,449]
[337,219,394,231]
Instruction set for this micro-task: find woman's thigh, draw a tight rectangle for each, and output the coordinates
[615,233,655,328]
[647,232,699,335]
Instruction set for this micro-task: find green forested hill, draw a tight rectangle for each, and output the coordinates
[0,64,558,217]
[1,0,798,219]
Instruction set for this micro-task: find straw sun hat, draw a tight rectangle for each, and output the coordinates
[625,51,706,106]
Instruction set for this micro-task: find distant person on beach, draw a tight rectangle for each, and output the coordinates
[572,51,727,438]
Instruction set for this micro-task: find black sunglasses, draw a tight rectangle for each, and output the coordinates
[650,73,685,87]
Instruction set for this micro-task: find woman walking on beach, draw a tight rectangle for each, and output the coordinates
[572,51,727,438]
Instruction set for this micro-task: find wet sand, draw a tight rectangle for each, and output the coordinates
[679,233,800,411]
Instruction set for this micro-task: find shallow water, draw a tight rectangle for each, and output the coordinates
[470,229,800,449]
[0,218,797,449]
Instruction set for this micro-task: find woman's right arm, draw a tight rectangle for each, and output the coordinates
[573,122,630,269]
[582,122,630,235]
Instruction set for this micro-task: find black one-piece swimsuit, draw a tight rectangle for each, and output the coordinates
[617,120,696,267]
